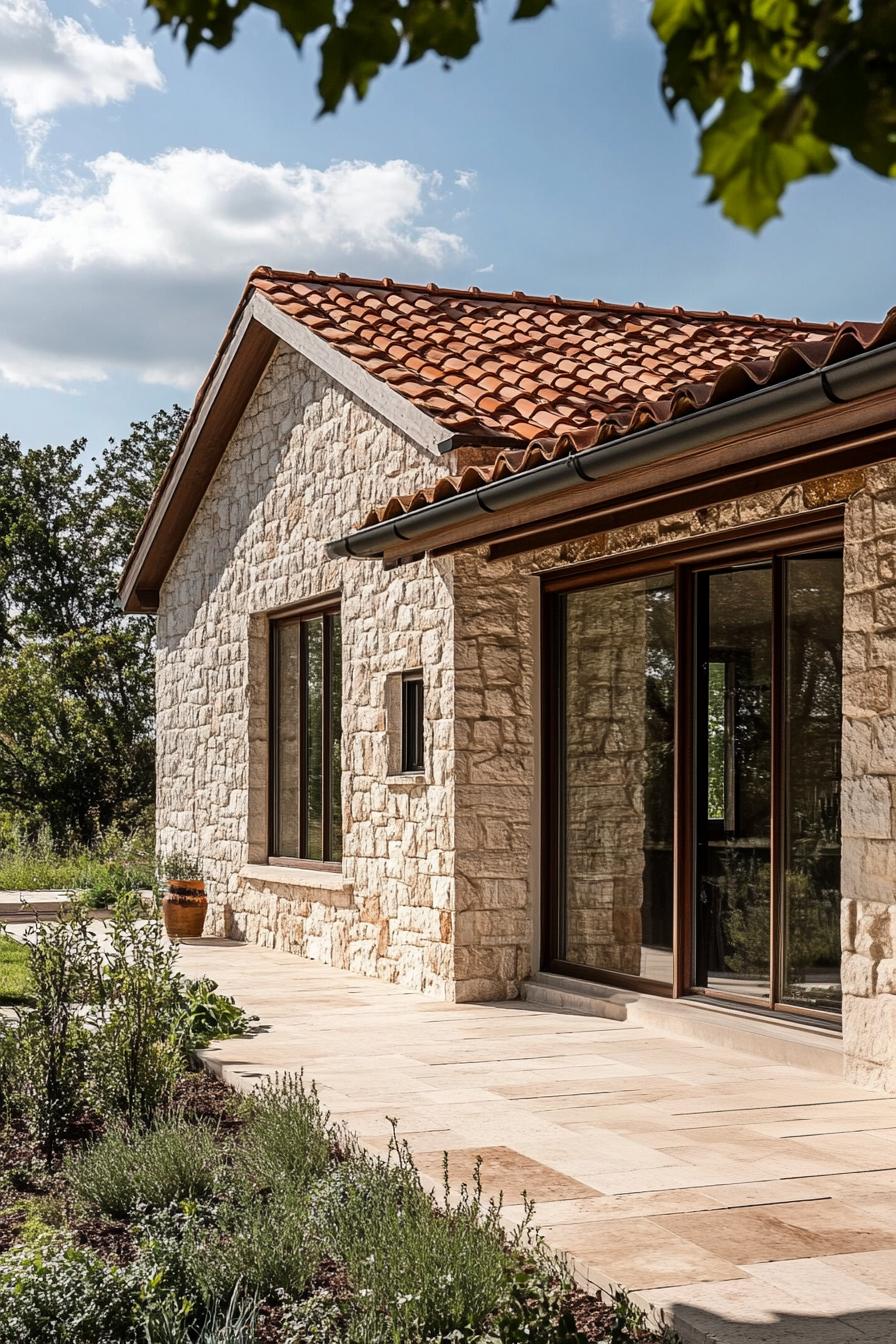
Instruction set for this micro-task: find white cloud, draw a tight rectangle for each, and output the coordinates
[454,169,477,191]
[0,0,163,158]
[474,263,495,274]
[0,148,467,389]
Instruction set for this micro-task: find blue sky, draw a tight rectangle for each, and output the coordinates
[0,0,894,457]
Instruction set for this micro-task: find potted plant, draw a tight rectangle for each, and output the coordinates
[160,850,207,939]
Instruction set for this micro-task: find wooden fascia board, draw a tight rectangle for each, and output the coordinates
[119,291,451,613]
[120,303,278,612]
[376,386,896,564]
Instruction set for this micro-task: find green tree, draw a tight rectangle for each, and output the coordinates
[0,408,184,843]
[145,0,896,230]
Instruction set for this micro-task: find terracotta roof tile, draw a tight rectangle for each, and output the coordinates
[357,305,896,530]
[178,267,888,535]
[245,268,840,454]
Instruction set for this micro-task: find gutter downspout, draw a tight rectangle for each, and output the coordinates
[326,341,896,561]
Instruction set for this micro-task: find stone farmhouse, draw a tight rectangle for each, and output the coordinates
[120,271,896,1091]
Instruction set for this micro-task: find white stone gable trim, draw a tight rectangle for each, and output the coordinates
[249,292,451,457]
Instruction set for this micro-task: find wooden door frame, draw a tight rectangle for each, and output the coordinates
[540,507,845,1020]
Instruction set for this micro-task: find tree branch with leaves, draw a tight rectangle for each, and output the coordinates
[145,0,896,228]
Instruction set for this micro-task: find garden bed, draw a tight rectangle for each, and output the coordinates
[0,904,677,1344]
[0,1067,675,1344]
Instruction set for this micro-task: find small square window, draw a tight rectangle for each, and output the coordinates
[401,671,424,774]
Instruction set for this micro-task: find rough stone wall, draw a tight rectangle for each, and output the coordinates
[156,344,458,997]
[841,461,896,1089]
[452,552,536,1001]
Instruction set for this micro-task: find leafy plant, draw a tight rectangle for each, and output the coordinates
[170,977,256,1056]
[66,1120,220,1219]
[322,1136,563,1344]
[234,1074,331,1196]
[0,1015,18,1118]
[0,1237,138,1344]
[91,905,181,1126]
[141,1286,262,1344]
[14,907,101,1156]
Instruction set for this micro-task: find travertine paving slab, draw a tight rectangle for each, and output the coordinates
[177,941,896,1344]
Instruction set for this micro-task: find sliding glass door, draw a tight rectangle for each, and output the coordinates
[543,528,844,1021]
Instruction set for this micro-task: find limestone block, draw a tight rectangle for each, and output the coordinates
[841,951,876,997]
[842,992,896,1068]
[843,668,890,717]
[874,583,896,633]
[842,776,893,839]
[854,900,896,960]
[876,959,896,996]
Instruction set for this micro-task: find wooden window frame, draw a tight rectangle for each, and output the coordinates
[268,598,342,871]
[541,507,845,1024]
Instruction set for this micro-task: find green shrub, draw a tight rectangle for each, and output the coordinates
[182,1190,319,1305]
[323,1148,517,1342]
[234,1074,331,1196]
[0,822,154,898]
[0,1238,138,1344]
[0,1014,19,1116]
[170,977,256,1056]
[66,1120,220,1219]
[91,906,181,1126]
[14,908,101,1156]
[322,1141,584,1344]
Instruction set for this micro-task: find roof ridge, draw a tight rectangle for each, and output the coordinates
[248,266,842,333]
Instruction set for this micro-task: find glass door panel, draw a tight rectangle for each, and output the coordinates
[557,572,675,984]
[782,556,843,1012]
[694,566,773,1002]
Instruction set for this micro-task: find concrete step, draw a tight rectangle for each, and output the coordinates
[522,972,843,1076]
[0,891,74,918]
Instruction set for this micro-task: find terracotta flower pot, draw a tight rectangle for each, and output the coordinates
[162,879,208,939]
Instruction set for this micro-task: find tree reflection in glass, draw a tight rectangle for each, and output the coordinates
[782,556,842,1012]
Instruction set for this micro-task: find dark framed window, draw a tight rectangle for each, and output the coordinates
[401,671,424,773]
[269,603,342,865]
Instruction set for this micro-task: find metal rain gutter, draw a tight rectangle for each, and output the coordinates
[325,341,896,560]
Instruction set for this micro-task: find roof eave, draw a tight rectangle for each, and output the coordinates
[327,341,896,563]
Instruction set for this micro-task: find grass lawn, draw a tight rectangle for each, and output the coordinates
[0,932,32,1005]
[0,853,153,897]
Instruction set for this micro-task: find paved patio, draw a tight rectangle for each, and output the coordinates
[176,938,896,1344]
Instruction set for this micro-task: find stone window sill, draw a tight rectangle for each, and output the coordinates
[385,773,427,786]
[239,863,346,892]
